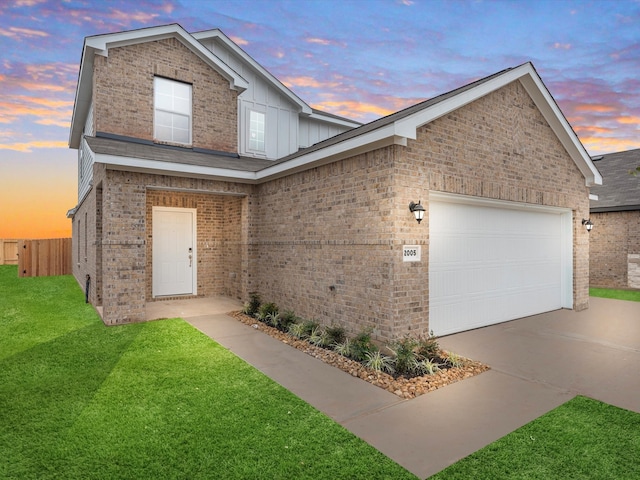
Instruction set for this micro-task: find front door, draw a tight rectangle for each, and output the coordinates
[152,207,196,297]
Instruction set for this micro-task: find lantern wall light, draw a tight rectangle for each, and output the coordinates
[582,218,594,232]
[409,201,425,224]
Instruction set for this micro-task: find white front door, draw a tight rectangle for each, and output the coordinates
[152,207,196,297]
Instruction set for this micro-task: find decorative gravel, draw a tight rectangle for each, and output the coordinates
[230,312,490,399]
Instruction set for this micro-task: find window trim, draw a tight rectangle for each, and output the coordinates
[153,76,193,146]
[247,109,266,153]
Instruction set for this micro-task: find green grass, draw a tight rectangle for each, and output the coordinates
[430,395,640,479]
[590,287,640,302]
[0,266,416,479]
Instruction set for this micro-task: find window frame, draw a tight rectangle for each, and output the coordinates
[153,77,193,146]
[247,109,266,153]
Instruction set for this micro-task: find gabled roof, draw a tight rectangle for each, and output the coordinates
[79,60,601,189]
[590,148,640,212]
[192,29,313,116]
[69,24,249,149]
[257,62,602,186]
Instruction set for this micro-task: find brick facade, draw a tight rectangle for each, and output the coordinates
[71,34,593,341]
[589,211,640,288]
[93,38,238,152]
[248,81,590,342]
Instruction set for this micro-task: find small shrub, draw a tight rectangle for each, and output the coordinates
[351,327,378,361]
[278,310,299,332]
[447,352,464,368]
[308,326,330,347]
[416,330,440,359]
[333,338,352,357]
[256,302,278,322]
[243,292,261,317]
[364,350,395,374]
[288,322,308,339]
[300,320,319,337]
[415,358,441,375]
[325,325,346,345]
[388,336,419,376]
[265,312,280,328]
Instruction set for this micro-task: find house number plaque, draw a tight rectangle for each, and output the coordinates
[403,245,421,262]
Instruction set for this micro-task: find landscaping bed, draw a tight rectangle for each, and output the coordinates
[231,311,490,399]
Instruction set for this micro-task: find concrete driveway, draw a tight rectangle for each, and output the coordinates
[183,296,639,478]
[438,296,640,414]
[340,297,640,478]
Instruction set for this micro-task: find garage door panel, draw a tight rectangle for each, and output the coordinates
[429,198,571,336]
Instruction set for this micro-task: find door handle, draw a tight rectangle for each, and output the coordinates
[188,254,192,267]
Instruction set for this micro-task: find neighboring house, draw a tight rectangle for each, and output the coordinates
[589,149,640,289]
[67,24,601,341]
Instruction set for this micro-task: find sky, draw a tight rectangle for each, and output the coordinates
[1,0,639,239]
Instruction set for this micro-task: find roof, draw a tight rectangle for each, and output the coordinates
[78,60,602,188]
[590,148,640,212]
[255,62,601,186]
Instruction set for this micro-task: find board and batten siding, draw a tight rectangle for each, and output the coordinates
[199,36,353,159]
[78,101,95,202]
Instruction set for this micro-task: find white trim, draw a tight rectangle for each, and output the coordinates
[307,111,361,128]
[428,191,573,215]
[193,29,312,115]
[589,193,598,201]
[152,206,197,298]
[97,152,258,182]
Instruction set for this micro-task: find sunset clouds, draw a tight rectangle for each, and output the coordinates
[0,0,639,238]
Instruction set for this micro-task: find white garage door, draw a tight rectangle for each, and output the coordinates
[429,194,572,336]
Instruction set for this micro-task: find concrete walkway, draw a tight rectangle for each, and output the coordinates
[152,296,640,479]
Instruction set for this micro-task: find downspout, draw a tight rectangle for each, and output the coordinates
[85,274,91,303]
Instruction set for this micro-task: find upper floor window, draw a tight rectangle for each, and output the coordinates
[154,77,192,145]
[249,110,265,152]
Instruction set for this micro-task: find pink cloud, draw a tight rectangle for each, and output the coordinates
[305,37,345,47]
[0,26,48,39]
[229,35,249,46]
[0,140,68,152]
[281,75,341,89]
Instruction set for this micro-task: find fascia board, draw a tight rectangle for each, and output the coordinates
[393,67,532,139]
[307,111,361,128]
[255,125,403,182]
[393,63,602,187]
[192,29,312,115]
[518,73,602,186]
[85,25,249,91]
[69,42,93,149]
[96,153,258,183]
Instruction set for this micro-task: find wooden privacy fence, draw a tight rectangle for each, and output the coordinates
[0,239,19,265]
[17,238,72,277]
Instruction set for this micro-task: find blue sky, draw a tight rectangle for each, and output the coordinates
[1,0,639,237]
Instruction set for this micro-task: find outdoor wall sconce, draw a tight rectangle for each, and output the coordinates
[409,201,425,224]
[582,218,594,232]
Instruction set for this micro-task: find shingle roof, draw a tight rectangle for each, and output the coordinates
[590,148,640,212]
[86,134,273,172]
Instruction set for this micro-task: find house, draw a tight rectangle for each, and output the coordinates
[67,23,601,341]
[589,149,640,289]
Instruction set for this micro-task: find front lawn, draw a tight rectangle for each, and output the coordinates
[590,287,640,302]
[0,266,415,479]
[429,395,640,479]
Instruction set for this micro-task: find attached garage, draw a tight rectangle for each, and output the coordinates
[429,193,573,336]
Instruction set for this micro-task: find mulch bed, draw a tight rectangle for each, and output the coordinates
[230,312,490,399]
